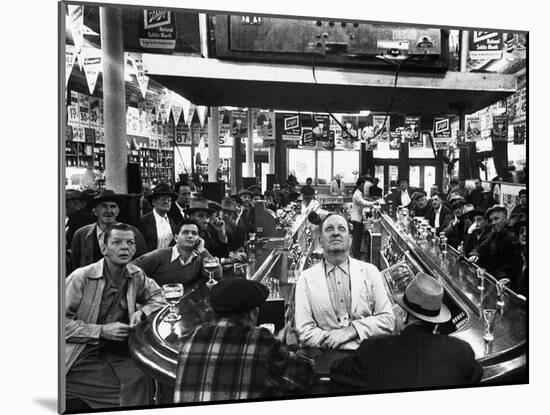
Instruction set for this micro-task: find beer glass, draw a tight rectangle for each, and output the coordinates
[476,267,485,291]
[483,308,497,342]
[162,283,184,323]
[203,257,220,288]
[496,278,511,307]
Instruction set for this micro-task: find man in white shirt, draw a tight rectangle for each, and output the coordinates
[139,183,178,253]
[427,192,452,232]
[295,213,395,350]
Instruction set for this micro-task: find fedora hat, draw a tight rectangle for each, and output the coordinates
[238,189,253,197]
[248,184,262,195]
[394,272,451,324]
[207,200,223,212]
[147,183,177,203]
[66,189,85,201]
[463,207,484,220]
[485,204,508,219]
[460,203,475,217]
[210,278,269,314]
[88,189,126,209]
[185,198,214,215]
[221,197,237,212]
[229,194,244,206]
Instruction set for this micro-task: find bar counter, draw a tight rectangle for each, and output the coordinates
[130,206,527,397]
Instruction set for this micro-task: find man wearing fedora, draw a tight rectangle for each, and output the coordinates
[186,198,230,260]
[65,223,165,409]
[238,188,256,234]
[70,190,147,272]
[133,218,221,290]
[295,213,395,350]
[468,205,519,280]
[173,278,316,402]
[330,272,483,391]
[66,189,96,247]
[220,197,247,252]
[139,183,178,253]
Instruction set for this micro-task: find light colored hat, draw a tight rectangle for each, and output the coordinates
[393,272,451,324]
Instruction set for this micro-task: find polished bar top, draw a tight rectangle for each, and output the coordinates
[378,214,526,381]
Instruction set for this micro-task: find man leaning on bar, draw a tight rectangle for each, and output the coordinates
[295,213,395,349]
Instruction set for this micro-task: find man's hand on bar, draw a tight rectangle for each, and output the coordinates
[320,325,357,349]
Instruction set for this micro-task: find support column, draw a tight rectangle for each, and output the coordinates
[207,107,220,182]
[100,7,127,192]
[246,110,254,178]
[268,147,276,174]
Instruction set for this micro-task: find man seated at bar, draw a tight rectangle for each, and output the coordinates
[132,218,222,290]
[65,223,165,409]
[427,192,452,233]
[511,216,527,297]
[330,272,482,390]
[71,189,147,272]
[410,191,433,219]
[238,188,256,233]
[463,207,491,258]
[467,178,485,209]
[220,197,247,252]
[186,198,230,260]
[295,213,395,350]
[441,199,467,248]
[173,278,316,402]
[390,178,413,208]
[168,181,192,225]
[301,177,316,206]
[139,183,178,253]
[468,205,519,280]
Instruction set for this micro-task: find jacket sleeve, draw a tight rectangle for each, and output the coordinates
[294,271,330,347]
[65,270,103,344]
[135,271,165,317]
[350,265,395,340]
[265,341,316,394]
[131,250,159,278]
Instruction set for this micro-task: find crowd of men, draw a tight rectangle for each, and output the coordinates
[63,173,524,410]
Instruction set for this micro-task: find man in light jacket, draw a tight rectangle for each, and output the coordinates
[65,223,165,409]
[295,213,395,350]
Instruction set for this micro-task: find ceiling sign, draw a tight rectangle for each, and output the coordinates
[469,31,503,60]
[139,10,177,51]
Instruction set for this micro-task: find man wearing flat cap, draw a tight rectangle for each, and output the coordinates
[139,183,178,253]
[71,190,147,272]
[173,278,316,402]
[330,272,482,390]
[468,205,519,280]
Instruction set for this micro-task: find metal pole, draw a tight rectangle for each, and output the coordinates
[100,7,127,192]
[208,107,220,182]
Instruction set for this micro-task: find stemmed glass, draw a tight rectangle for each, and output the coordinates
[203,257,220,288]
[162,283,184,323]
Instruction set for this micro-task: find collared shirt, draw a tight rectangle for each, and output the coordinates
[96,225,106,253]
[401,190,411,207]
[171,245,198,266]
[434,205,442,228]
[153,209,173,249]
[175,201,187,221]
[324,258,352,323]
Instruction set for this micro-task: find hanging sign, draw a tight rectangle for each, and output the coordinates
[129,52,149,98]
[89,97,101,129]
[513,125,526,144]
[196,106,208,128]
[492,114,508,141]
[469,31,503,60]
[65,45,77,86]
[433,116,451,138]
[389,131,401,150]
[341,115,359,140]
[81,47,102,95]
[231,110,248,137]
[404,115,422,147]
[312,113,330,141]
[282,113,301,141]
[465,116,482,142]
[139,10,177,51]
[67,5,84,55]
[456,130,467,148]
[172,105,183,127]
[78,93,91,127]
[372,115,390,141]
[67,91,80,127]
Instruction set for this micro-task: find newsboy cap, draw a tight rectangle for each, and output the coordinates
[209,278,269,314]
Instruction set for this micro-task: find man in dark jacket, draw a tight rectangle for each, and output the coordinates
[139,184,178,253]
[468,205,518,280]
[330,272,483,391]
[467,178,485,209]
[427,192,452,233]
[410,191,434,219]
[441,199,467,248]
[187,198,230,259]
[70,190,147,272]
[463,208,492,258]
[66,190,96,247]
[168,182,192,226]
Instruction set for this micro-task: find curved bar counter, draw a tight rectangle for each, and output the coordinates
[130,205,527,394]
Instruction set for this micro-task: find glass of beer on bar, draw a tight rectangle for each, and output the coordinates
[483,308,496,342]
[204,257,220,288]
[162,283,184,323]
[476,267,485,291]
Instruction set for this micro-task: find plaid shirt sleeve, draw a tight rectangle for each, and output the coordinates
[265,341,316,394]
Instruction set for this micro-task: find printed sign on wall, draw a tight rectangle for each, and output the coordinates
[282,113,301,141]
[404,115,422,147]
[469,31,503,60]
[465,116,482,142]
[492,114,508,141]
[139,10,177,51]
[372,115,390,141]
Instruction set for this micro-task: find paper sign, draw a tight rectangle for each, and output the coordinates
[129,52,149,98]
[66,45,77,86]
[67,91,80,127]
[433,117,451,138]
[404,115,422,147]
[372,115,390,141]
[389,132,401,150]
[196,106,208,128]
[89,97,101,129]
[139,10,177,51]
[67,5,84,54]
[513,125,526,144]
[78,93,90,127]
[231,110,248,137]
[465,116,482,142]
[81,47,102,95]
[469,31,503,60]
[172,105,183,127]
[312,113,330,141]
[282,113,301,141]
[341,115,358,140]
[492,114,508,141]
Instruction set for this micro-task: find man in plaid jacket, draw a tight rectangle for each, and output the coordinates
[174,278,316,403]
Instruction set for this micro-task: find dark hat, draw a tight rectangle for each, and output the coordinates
[248,185,262,195]
[460,203,475,217]
[252,193,264,200]
[451,199,466,211]
[88,189,126,209]
[209,278,269,313]
[411,191,426,202]
[82,189,99,201]
[147,183,177,203]
[264,190,274,198]
[66,189,85,201]
[229,194,244,205]
[463,207,484,220]
[511,215,527,234]
[485,204,508,219]
[207,200,223,212]
[238,189,253,197]
[394,272,451,324]
[221,197,238,212]
[185,198,214,215]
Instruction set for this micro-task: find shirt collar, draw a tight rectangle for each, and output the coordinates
[153,209,168,221]
[325,257,350,275]
[171,245,198,265]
